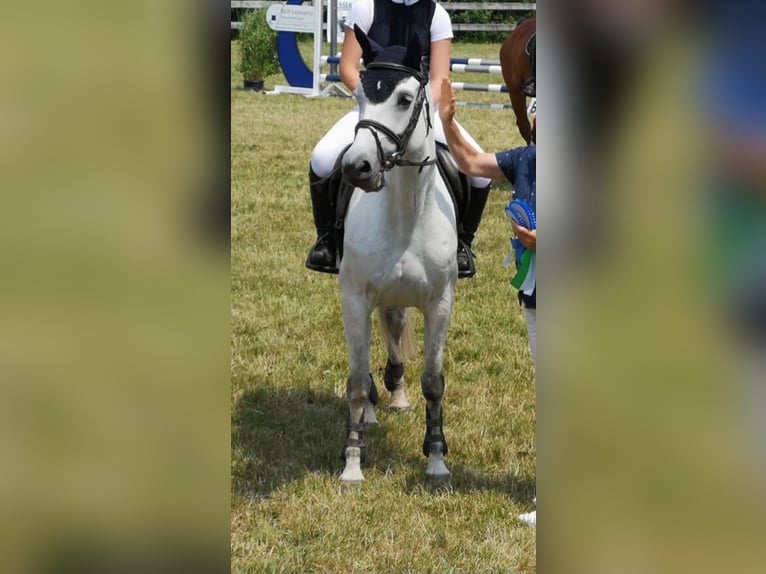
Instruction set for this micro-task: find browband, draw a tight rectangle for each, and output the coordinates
[365,61,425,83]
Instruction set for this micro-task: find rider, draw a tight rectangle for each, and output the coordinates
[306,0,493,277]
[438,77,536,361]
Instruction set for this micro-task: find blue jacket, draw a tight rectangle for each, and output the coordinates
[496,145,536,213]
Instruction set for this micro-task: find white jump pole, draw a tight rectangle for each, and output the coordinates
[311,0,322,95]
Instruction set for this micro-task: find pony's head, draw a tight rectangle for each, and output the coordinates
[341,26,435,192]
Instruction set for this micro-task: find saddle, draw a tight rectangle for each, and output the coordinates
[328,143,471,252]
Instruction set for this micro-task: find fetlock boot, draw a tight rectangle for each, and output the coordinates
[305,166,340,274]
[457,183,491,278]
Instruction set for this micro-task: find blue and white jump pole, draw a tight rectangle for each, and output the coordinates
[319,55,512,108]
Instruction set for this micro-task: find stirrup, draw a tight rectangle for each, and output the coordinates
[305,234,339,274]
[457,240,476,279]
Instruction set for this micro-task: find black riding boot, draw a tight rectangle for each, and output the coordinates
[305,166,339,274]
[457,183,491,278]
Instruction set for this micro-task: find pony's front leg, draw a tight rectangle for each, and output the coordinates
[421,291,454,479]
[340,290,378,482]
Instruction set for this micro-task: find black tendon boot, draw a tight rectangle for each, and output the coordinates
[458,183,491,278]
[305,166,339,274]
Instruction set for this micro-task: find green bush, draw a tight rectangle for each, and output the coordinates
[448,1,536,43]
[237,8,279,81]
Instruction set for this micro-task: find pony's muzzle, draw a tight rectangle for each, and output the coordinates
[342,150,382,192]
[342,158,372,181]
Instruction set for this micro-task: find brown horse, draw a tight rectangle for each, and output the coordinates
[500,17,536,145]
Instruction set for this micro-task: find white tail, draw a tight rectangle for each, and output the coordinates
[377,308,416,364]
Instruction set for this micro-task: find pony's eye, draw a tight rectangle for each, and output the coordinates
[397,94,413,107]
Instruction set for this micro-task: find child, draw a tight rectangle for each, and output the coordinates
[438,78,536,364]
[438,77,536,525]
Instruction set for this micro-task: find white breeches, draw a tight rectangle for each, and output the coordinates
[310,107,492,189]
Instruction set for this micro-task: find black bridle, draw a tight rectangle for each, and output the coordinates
[354,62,437,179]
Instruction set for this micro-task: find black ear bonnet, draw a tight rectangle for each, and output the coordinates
[354,25,428,104]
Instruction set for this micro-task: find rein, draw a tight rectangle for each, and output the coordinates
[354,62,437,179]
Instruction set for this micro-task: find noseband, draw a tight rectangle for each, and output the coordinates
[354,62,437,178]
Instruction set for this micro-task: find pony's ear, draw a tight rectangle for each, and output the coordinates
[403,31,427,73]
[354,25,383,67]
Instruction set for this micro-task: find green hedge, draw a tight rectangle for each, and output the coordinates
[449,2,535,43]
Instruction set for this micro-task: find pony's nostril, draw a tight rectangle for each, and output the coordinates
[359,160,371,174]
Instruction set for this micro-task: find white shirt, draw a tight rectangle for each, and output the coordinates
[345,0,454,43]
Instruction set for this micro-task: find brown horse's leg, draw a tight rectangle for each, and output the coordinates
[500,26,533,146]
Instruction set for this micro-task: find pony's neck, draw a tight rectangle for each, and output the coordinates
[382,133,437,236]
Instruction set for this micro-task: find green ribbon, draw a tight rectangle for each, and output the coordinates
[510,248,533,290]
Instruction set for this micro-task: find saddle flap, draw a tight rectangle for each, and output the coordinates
[329,144,355,230]
[435,142,470,224]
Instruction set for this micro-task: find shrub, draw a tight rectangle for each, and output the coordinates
[237,8,280,81]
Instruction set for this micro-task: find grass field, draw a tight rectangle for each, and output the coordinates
[231,39,536,573]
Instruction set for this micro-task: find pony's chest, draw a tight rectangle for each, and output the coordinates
[354,244,452,305]
[346,222,451,274]
[342,185,456,303]
[370,253,433,306]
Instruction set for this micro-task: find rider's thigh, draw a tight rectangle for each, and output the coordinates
[310,109,360,177]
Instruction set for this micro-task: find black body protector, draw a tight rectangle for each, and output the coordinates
[368,0,436,67]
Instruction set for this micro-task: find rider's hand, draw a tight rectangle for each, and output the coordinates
[511,221,536,251]
[438,78,456,125]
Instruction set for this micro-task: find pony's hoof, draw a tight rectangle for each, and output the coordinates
[340,449,365,482]
[362,402,378,426]
[340,469,365,482]
[387,389,411,411]
[425,454,451,479]
[425,468,451,481]
[518,510,536,526]
[387,404,411,413]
